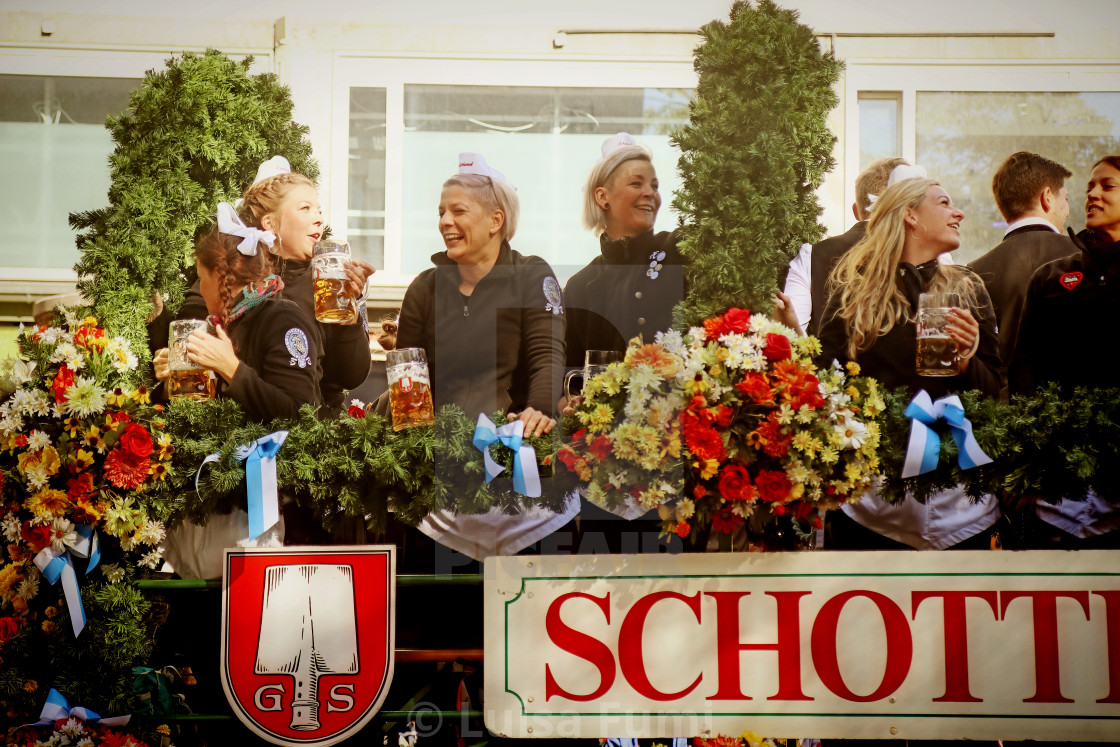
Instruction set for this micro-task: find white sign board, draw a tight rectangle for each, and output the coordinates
[484,551,1120,741]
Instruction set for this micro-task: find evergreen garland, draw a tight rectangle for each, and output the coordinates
[70,50,319,374]
[673,0,842,327]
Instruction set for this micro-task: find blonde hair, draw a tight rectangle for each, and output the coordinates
[828,177,980,358]
[239,172,317,232]
[854,157,909,220]
[442,173,519,242]
[582,144,653,235]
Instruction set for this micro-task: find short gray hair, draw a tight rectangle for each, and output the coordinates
[443,173,520,242]
[581,144,653,235]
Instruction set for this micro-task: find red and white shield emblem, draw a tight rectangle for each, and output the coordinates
[221,546,395,746]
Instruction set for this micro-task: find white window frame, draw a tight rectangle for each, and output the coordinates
[844,59,1120,226]
[330,53,697,292]
[0,45,273,297]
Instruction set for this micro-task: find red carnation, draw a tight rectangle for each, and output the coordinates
[50,365,75,403]
[347,404,367,418]
[108,410,131,423]
[66,472,96,500]
[117,423,154,460]
[735,373,774,404]
[762,333,792,362]
[588,434,613,461]
[717,464,756,501]
[104,448,150,489]
[711,506,744,534]
[755,469,792,503]
[557,448,580,471]
[674,521,691,538]
[693,485,707,499]
[20,523,51,553]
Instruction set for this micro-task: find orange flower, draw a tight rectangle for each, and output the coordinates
[626,343,680,376]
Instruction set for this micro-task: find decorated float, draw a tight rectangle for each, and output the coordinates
[1,0,1118,744]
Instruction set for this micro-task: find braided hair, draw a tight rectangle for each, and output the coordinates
[238,172,316,267]
[194,226,273,328]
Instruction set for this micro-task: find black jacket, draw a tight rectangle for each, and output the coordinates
[1009,228,1120,395]
[809,222,867,337]
[222,297,323,422]
[563,230,685,367]
[396,242,564,418]
[816,260,1001,398]
[968,224,1077,393]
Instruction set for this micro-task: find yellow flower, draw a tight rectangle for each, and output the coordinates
[23,679,37,693]
[83,315,98,327]
[63,416,83,438]
[846,385,860,399]
[149,462,168,481]
[0,563,21,596]
[695,458,720,480]
[157,725,171,736]
[26,488,70,520]
[41,619,56,634]
[106,388,129,407]
[845,361,861,376]
[70,449,95,472]
[45,606,60,618]
[156,433,174,460]
[131,385,151,404]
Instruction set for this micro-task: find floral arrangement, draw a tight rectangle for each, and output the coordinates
[8,718,170,747]
[558,307,885,544]
[0,311,172,722]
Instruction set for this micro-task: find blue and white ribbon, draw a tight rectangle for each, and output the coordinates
[34,687,130,726]
[473,414,541,498]
[32,525,100,637]
[232,431,288,541]
[901,390,993,478]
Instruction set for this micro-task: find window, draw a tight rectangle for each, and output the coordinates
[917,91,1120,261]
[0,74,138,271]
[858,92,901,172]
[348,87,388,269]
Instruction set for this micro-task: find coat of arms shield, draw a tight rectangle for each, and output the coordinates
[221,546,395,746]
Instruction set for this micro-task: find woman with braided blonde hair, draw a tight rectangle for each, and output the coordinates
[816,174,1002,552]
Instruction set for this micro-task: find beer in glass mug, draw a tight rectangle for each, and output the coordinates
[916,292,961,377]
[167,319,216,400]
[385,347,435,431]
[312,240,360,324]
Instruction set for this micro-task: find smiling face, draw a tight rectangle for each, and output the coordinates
[595,159,661,239]
[437,184,504,266]
[1086,161,1120,241]
[905,185,964,261]
[261,183,323,261]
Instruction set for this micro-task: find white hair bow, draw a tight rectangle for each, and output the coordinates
[253,155,291,185]
[867,163,929,207]
[216,202,276,256]
[600,131,636,160]
[458,152,508,183]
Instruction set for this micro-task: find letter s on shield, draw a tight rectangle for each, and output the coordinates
[221,546,396,747]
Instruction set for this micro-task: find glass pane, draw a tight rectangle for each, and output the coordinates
[348,87,387,268]
[400,84,692,278]
[858,95,900,172]
[917,91,1120,263]
[0,75,137,270]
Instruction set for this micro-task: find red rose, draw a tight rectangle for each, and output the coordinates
[762,333,792,362]
[721,307,752,335]
[717,464,756,501]
[755,469,792,503]
[20,523,51,553]
[0,616,19,643]
[118,423,153,459]
[588,434,612,461]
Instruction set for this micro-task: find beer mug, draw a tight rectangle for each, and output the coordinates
[385,347,435,431]
[311,240,359,324]
[564,349,623,399]
[167,319,216,400]
[916,292,961,376]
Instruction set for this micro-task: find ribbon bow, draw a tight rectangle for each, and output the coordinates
[473,414,541,498]
[232,431,288,541]
[34,687,130,727]
[216,201,276,256]
[901,390,993,478]
[33,525,100,637]
[867,163,929,206]
[194,431,287,541]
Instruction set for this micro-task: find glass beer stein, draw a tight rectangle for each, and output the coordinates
[916,292,961,377]
[311,240,360,324]
[167,319,216,400]
[385,347,435,431]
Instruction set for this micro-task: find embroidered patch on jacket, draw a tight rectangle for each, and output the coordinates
[285,327,311,368]
[647,250,666,279]
[543,276,564,314]
[1059,271,1083,291]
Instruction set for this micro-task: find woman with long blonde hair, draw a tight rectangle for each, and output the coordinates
[817,174,1001,551]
